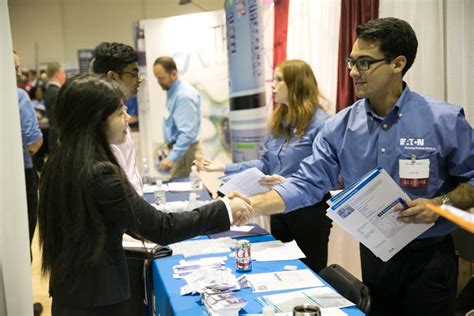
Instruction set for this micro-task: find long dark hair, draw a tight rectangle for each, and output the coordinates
[38,74,130,285]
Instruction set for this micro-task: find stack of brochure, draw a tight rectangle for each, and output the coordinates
[201,288,247,316]
[180,267,240,295]
[326,167,433,261]
[172,256,228,279]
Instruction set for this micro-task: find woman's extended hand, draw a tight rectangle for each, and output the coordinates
[193,158,225,172]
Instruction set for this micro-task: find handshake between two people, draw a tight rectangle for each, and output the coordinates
[193,158,288,227]
[223,192,254,226]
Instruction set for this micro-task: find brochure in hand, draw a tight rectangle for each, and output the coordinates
[326,167,433,261]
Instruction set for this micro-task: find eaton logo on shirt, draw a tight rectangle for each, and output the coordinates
[400,138,424,146]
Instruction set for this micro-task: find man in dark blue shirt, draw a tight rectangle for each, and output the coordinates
[239,18,474,315]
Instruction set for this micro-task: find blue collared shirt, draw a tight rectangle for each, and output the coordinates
[274,84,474,238]
[225,108,329,177]
[17,88,42,169]
[164,79,201,162]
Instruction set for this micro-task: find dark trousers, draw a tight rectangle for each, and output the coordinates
[25,167,38,246]
[52,299,131,316]
[33,128,49,172]
[360,235,458,316]
[270,194,332,273]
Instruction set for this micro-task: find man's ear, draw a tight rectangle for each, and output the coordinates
[392,55,407,75]
[106,70,118,81]
[171,69,178,81]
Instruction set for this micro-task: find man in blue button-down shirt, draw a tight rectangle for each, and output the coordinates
[237,18,474,315]
[153,56,202,178]
[14,52,43,252]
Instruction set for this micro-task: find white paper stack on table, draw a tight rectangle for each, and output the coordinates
[201,288,247,316]
[167,181,202,192]
[172,256,228,279]
[250,240,306,261]
[245,269,324,292]
[180,267,240,295]
[152,199,211,213]
[169,237,236,257]
[326,167,433,261]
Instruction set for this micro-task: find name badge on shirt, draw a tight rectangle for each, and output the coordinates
[163,109,170,120]
[399,157,430,187]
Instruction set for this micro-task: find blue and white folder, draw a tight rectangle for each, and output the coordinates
[326,167,433,261]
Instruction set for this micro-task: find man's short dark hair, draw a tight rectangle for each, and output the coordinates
[153,56,177,73]
[356,17,418,76]
[93,42,138,74]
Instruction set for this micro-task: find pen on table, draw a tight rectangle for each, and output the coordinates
[397,198,409,209]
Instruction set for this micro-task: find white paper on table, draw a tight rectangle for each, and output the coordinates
[326,167,433,262]
[180,267,240,295]
[167,181,201,192]
[246,269,324,293]
[143,183,170,193]
[257,286,354,312]
[230,225,254,232]
[252,240,306,261]
[170,237,236,258]
[218,167,270,196]
[153,200,212,213]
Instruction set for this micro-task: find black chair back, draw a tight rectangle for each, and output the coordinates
[319,264,371,314]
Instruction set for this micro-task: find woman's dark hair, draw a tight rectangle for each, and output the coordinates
[28,83,45,101]
[38,74,130,286]
[356,17,418,76]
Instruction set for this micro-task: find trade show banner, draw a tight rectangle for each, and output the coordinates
[225,0,268,162]
[141,10,230,176]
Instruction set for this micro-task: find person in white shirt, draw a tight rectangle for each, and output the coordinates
[92,42,144,196]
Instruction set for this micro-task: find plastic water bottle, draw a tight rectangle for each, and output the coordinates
[189,165,201,196]
[142,158,151,185]
[154,180,166,205]
[187,192,199,211]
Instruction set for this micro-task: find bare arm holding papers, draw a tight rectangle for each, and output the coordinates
[395,183,474,224]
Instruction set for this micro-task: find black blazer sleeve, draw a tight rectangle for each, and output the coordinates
[93,167,231,245]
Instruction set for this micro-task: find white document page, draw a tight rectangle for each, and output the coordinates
[170,237,236,258]
[251,240,306,261]
[143,183,169,193]
[218,167,270,196]
[230,225,254,232]
[326,168,433,261]
[258,286,355,312]
[167,182,201,192]
[246,269,324,292]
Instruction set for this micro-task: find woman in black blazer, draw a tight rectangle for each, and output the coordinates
[38,74,251,315]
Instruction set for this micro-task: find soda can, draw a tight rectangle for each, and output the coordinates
[235,240,252,271]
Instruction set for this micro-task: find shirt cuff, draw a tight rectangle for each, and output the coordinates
[224,163,240,174]
[221,198,233,224]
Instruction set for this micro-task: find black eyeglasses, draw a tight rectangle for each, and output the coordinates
[120,71,143,80]
[344,58,392,71]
